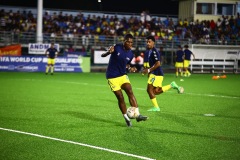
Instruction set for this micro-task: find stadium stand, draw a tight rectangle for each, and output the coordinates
[0,5,239,73]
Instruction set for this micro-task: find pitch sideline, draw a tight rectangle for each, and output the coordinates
[0,127,155,160]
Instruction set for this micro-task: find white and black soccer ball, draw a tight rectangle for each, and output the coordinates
[178,87,184,94]
[127,107,139,119]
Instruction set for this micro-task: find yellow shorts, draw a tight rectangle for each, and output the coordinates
[143,62,149,68]
[147,74,163,87]
[108,75,130,91]
[175,62,183,68]
[184,60,190,68]
[47,58,55,65]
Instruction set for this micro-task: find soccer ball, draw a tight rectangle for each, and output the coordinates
[127,107,139,119]
[178,87,184,94]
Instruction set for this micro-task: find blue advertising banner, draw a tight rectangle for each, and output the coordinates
[0,56,87,72]
[64,52,87,57]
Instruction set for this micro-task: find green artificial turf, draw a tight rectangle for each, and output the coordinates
[0,72,240,160]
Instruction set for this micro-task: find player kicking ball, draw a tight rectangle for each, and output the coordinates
[101,34,148,127]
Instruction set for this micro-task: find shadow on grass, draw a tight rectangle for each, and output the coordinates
[146,127,240,142]
[61,110,124,127]
[62,110,240,142]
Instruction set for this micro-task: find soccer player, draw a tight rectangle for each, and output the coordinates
[175,45,184,77]
[101,33,148,127]
[142,36,182,112]
[45,42,58,75]
[183,44,195,77]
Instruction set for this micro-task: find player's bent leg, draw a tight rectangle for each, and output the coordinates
[122,83,138,107]
[114,90,126,114]
[153,87,163,95]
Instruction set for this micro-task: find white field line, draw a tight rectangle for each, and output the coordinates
[19,78,240,99]
[135,88,240,99]
[0,127,155,160]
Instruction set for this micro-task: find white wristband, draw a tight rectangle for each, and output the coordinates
[148,69,150,73]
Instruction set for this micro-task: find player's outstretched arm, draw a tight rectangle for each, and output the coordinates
[101,45,115,57]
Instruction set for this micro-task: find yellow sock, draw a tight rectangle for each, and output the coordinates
[184,71,187,76]
[151,98,159,108]
[180,71,183,77]
[187,70,190,75]
[51,66,54,73]
[176,72,178,77]
[162,84,171,92]
[46,66,49,73]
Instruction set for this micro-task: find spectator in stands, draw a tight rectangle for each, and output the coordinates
[236,13,240,29]
[140,10,151,24]
[1,7,240,47]
[68,45,75,52]
[178,18,183,27]
[183,44,195,77]
[209,19,216,31]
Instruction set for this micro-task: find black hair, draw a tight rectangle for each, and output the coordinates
[184,45,189,48]
[146,35,155,42]
[124,33,134,40]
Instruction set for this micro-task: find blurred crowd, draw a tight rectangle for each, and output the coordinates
[0,9,240,45]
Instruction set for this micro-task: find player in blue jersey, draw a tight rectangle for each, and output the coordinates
[45,42,58,75]
[175,45,184,77]
[101,34,148,127]
[183,45,195,77]
[142,36,183,112]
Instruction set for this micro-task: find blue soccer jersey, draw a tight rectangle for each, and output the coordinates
[143,50,149,64]
[184,49,193,60]
[176,50,184,62]
[106,44,134,79]
[46,48,58,59]
[145,47,164,76]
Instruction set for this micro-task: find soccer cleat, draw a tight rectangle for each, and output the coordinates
[45,73,48,75]
[125,119,132,127]
[170,81,179,89]
[136,114,148,122]
[147,107,160,112]
[51,73,54,75]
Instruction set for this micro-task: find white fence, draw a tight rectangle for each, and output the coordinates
[190,45,240,73]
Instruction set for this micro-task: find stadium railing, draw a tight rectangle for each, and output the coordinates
[0,31,239,73]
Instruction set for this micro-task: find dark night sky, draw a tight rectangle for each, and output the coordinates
[0,0,179,15]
